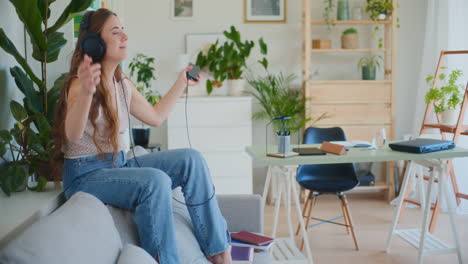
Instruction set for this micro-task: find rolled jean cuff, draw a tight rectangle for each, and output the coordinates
[205,230,231,257]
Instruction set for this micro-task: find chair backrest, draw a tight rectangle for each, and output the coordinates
[296,127,359,191]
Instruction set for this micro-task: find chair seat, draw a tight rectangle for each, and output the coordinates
[298,177,359,193]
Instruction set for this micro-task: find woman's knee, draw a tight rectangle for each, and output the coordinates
[142,168,172,193]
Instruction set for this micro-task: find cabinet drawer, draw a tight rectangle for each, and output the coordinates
[168,98,252,127]
[203,152,252,178]
[307,81,392,103]
[309,103,392,125]
[167,126,252,152]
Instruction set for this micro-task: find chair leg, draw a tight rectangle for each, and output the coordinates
[341,194,359,251]
[300,194,315,251]
[296,193,311,236]
[340,195,351,234]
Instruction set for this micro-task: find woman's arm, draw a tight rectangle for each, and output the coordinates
[65,55,101,142]
[129,66,200,127]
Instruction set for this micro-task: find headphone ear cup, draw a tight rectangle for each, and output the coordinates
[81,32,106,62]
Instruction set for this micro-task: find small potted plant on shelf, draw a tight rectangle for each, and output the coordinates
[341,28,359,49]
[357,54,383,80]
[425,68,464,125]
[365,0,394,20]
[322,0,336,30]
[129,53,161,148]
[195,25,268,96]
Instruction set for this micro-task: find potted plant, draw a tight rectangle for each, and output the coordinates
[365,0,394,20]
[0,102,48,196]
[357,54,382,80]
[0,0,94,184]
[341,28,359,49]
[128,53,161,148]
[322,0,336,30]
[195,25,268,96]
[425,68,464,125]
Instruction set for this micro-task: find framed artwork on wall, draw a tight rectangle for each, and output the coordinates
[244,0,286,23]
[171,0,194,20]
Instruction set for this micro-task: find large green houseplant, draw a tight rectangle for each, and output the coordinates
[128,53,160,148]
[0,0,94,194]
[425,68,464,125]
[195,25,268,96]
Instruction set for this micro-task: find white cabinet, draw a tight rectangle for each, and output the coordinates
[167,96,253,194]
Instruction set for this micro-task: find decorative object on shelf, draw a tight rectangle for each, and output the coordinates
[341,27,359,49]
[337,0,350,21]
[312,39,331,49]
[357,54,382,80]
[244,0,286,23]
[128,53,160,147]
[195,26,268,96]
[0,0,94,185]
[171,0,194,20]
[424,68,464,125]
[365,0,394,21]
[322,0,335,30]
[352,6,363,20]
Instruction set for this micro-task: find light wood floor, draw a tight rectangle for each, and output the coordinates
[264,193,468,264]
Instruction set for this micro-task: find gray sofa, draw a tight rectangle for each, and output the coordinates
[0,189,263,264]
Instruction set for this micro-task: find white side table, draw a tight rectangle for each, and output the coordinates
[0,183,64,248]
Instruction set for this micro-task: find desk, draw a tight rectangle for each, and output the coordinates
[246,144,468,264]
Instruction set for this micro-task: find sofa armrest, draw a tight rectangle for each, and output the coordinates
[217,194,263,234]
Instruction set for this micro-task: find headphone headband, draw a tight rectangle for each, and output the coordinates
[80,11,95,31]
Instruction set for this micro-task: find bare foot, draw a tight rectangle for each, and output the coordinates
[207,247,232,264]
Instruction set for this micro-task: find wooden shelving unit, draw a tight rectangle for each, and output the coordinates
[302,0,398,200]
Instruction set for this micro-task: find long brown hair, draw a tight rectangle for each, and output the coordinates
[53,8,122,166]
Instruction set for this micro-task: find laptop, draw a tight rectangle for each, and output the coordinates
[388,138,455,154]
[292,147,326,156]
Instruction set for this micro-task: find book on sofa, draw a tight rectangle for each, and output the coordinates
[231,246,254,264]
[230,231,274,250]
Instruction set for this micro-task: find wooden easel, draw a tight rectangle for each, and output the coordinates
[398,50,468,233]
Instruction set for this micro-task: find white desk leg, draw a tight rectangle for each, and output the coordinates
[439,163,463,263]
[417,166,437,264]
[417,165,426,209]
[285,167,295,243]
[262,166,273,208]
[386,161,415,253]
[290,172,314,264]
[271,167,283,238]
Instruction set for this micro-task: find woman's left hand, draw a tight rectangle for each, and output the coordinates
[177,65,202,87]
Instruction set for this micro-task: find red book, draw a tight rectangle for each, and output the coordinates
[230,231,274,246]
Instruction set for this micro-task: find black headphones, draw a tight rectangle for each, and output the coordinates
[80,11,106,62]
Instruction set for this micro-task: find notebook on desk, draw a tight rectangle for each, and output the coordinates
[389,138,455,154]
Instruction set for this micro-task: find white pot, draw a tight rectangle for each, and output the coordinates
[228,79,246,96]
[440,109,459,126]
[377,13,386,20]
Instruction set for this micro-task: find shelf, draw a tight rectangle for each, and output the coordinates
[353,182,389,191]
[311,48,387,53]
[311,20,391,25]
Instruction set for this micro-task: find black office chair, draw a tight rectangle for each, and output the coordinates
[295,127,360,250]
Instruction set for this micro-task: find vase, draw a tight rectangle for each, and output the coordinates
[440,109,459,126]
[278,135,291,154]
[227,79,246,96]
[337,0,350,20]
[362,65,376,80]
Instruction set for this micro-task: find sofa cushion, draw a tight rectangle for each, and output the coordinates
[108,187,210,264]
[0,192,122,264]
[117,244,157,264]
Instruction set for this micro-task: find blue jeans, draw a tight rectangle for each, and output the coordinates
[62,149,230,264]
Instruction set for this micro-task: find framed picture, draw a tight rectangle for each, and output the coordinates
[171,0,194,20]
[244,0,286,23]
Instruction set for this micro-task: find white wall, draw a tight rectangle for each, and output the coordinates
[0,0,427,193]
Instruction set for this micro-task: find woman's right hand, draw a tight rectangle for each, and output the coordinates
[77,55,101,95]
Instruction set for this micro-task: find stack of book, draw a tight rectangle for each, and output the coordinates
[230,231,274,264]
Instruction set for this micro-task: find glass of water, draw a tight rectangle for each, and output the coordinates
[372,128,387,148]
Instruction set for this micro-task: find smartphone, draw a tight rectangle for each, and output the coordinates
[187,63,201,81]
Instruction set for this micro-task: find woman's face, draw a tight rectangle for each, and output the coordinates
[101,15,128,64]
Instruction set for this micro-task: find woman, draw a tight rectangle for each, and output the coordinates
[53,8,231,264]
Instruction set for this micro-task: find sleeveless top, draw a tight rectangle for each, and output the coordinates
[62,78,132,159]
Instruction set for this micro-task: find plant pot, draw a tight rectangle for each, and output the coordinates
[378,13,387,20]
[362,65,376,80]
[440,109,459,126]
[278,135,291,154]
[132,126,151,148]
[228,79,246,96]
[341,33,359,49]
[337,0,350,20]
